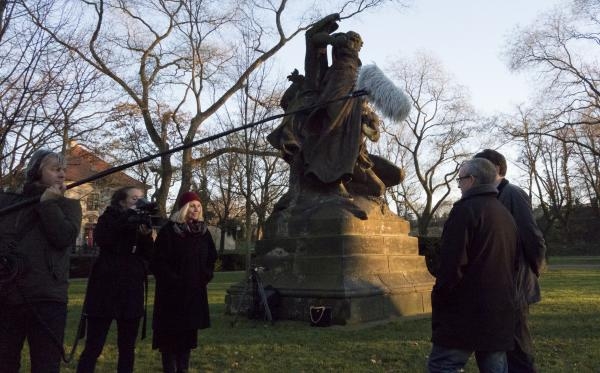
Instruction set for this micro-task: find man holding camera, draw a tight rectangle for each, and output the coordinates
[77,186,154,373]
[0,149,82,373]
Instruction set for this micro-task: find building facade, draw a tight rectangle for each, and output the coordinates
[64,143,147,253]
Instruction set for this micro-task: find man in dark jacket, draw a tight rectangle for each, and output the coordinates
[428,158,518,373]
[475,149,547,373]
[77,187,153,373]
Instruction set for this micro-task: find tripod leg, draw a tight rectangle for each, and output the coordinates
[230,275,252,327]
[254,274,273,323]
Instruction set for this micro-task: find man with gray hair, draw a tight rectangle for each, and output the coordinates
[428,158,518,373]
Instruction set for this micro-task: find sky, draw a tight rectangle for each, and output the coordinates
[276,0,566,116]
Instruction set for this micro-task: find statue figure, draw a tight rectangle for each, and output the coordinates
[268,14,407,214]
[302,30,364,196]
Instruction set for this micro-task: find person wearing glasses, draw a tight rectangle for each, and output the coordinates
[428,158,518,373]
[474,149,546,373]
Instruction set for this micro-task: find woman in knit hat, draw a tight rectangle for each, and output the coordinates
[151,191,217,373]
[0,149,82,373]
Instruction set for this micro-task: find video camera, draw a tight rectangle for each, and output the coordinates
[127,198,160,227]
[135,198,159,215]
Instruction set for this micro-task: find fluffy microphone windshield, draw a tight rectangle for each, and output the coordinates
[356,64,411,122]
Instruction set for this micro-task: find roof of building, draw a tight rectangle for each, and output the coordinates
[66,144,146,189]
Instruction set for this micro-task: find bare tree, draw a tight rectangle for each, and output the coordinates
[0,1,105,190]
[23,0,398,211]
[199,134,245,254]
[573,123,600,214]
[507,107,578,237]
[92,103,175,201]
[0,0,13,42]
[505,1,600,155]
[210,60,287,248]
[381,52,475,236]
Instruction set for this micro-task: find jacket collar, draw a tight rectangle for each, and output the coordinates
[497,178,509,198]
[105,204,126,215]
[459,184,498,201]
[22,182,49,197]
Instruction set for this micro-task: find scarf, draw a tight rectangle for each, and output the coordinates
[172,220,207,237]
[22,182,50,197]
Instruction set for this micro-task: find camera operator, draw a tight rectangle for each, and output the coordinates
[151,191,217,373]
[0,149,82,373]
[76,187,153,373]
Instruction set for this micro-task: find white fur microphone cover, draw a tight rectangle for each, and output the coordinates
[357,64,411,122]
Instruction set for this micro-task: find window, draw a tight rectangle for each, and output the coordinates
[86,193,100,211]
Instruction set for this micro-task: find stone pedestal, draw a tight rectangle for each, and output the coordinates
[225,195,434,325]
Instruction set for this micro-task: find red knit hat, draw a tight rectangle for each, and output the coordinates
[178,191,200,209]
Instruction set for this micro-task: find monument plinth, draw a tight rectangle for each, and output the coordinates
[225,196,434,325]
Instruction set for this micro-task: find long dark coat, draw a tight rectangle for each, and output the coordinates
[497,179,546,306]
[431,184,518,352]
[151,221,217,346]
[84,205,153,319]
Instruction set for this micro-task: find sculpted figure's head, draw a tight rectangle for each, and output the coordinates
[346,31,363,51]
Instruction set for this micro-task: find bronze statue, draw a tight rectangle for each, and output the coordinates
[268,14,406,213]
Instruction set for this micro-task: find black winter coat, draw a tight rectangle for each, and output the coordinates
[84,205,153,319]
[431,185,518,351]
[0,186,82,305]
[497,179,546,306]
[151,221,217,334]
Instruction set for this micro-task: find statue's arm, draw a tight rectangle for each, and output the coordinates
[306,13,340,38]
[310,32,336,48]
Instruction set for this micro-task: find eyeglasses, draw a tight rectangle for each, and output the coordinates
[456,175,474,185]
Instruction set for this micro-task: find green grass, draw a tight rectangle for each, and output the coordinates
[17,267,600,372]
[548,256,600,266]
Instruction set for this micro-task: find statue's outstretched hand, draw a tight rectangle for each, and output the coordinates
[326,13,341,22]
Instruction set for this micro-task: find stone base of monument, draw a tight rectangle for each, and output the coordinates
[225,195,435,325]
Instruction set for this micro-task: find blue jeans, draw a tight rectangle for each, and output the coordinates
[428,344,508,373]
[0,302,67,373]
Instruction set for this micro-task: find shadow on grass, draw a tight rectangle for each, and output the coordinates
[45,268,600,372]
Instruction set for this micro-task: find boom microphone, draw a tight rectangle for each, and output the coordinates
[356,64,411,122]
[0,91,369,217]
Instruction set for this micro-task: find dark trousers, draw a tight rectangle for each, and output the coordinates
[161,350,191,373]
[76,316,140,373]
[0,301,67,373]
[508,304,537,373]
